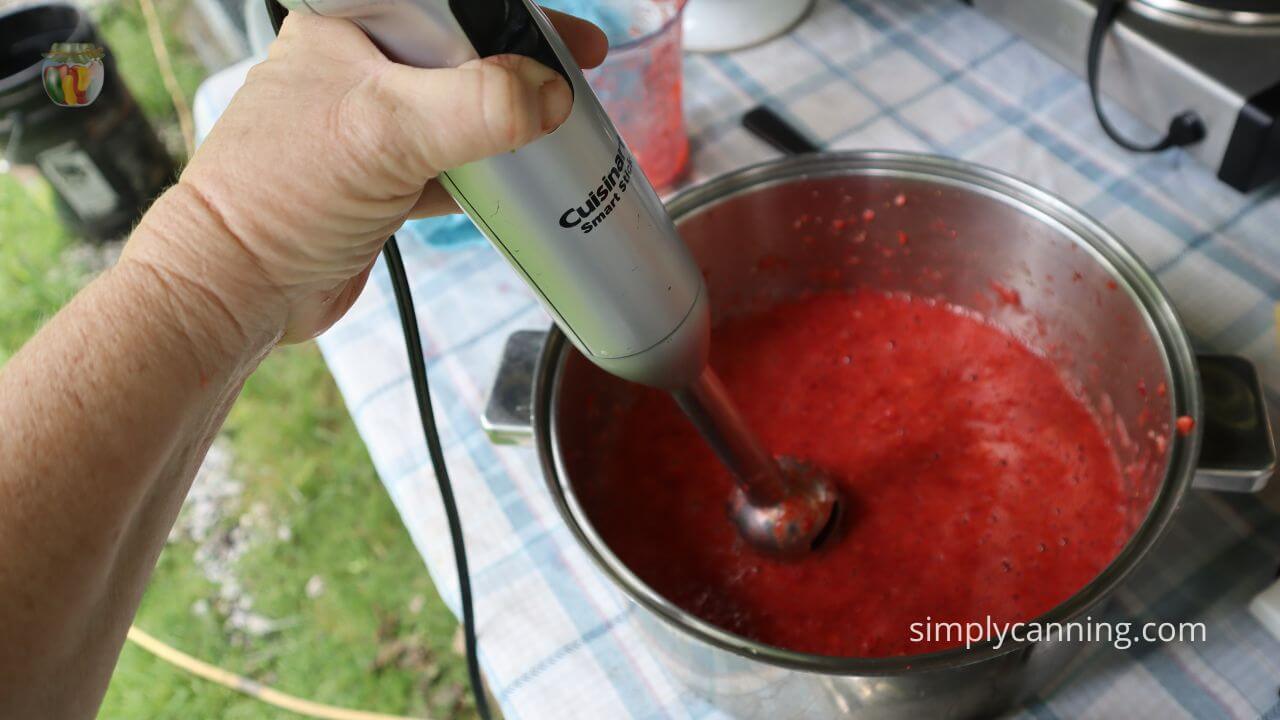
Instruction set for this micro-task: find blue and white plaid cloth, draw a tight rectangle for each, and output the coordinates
[313,1,1280,717]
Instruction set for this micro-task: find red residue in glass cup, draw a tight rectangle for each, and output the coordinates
[584,1,689,189]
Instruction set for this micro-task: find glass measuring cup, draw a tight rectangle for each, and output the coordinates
[560,0,690,189]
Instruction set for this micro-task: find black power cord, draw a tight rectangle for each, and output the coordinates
[382,239,491,720]
[1086,0,1205,153]
[265,4,491,719]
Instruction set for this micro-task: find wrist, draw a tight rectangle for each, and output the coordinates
[122,184,288,364]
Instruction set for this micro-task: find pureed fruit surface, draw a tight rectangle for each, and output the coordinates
[575,290,1129,657]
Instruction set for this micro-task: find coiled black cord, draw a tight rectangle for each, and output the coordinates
[266,4,491,718]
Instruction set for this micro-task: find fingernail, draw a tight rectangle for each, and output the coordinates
[539,77,572,132]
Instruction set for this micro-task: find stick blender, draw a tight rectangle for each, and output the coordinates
[277,0,841,557]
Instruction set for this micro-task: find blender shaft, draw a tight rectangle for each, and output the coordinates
[672,367,788,506]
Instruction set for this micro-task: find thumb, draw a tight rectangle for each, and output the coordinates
[375,54,574,177]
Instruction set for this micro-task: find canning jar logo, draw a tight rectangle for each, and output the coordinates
[42,43,105,107]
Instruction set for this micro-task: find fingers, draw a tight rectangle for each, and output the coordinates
[369,54,572,177]
[274,12,383,64]
[280,5,607,70]
[544,8,609,69]
[407,183,459,219]
[398,6,611,220]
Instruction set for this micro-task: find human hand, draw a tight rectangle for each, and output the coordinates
[125,10,607,346]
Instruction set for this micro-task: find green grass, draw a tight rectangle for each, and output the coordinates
[95,1,208,123]
[101,344,475,720]
[0,1,472,717]
[0,175,77,365]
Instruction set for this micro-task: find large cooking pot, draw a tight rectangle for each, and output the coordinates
[481,152,1276,718]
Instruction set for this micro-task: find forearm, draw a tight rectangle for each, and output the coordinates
[0,187,280,718]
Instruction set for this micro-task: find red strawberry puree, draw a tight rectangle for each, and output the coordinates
[575,289,1130,658]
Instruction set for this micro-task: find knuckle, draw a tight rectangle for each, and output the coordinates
[335,72,399,157]
[326,71,416,188]
[475,59,538,149]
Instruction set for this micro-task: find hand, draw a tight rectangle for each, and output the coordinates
[124,10,607,345]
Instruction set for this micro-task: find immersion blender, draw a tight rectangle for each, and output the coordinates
[279,0,839,556]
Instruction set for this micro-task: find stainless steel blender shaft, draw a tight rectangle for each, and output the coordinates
[672,367,788,506]
[674,367,841,557]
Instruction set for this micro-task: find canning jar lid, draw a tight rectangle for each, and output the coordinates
[43,43,104,61]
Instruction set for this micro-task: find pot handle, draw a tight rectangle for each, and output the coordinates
[1192,354,1277,493]
[481,330,547,445]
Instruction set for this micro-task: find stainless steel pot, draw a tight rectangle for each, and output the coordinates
[482,152,1276,718]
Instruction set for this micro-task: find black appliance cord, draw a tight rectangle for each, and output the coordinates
[1086,0,1205,153]
[265,4,491,719]
[382,239,491,720]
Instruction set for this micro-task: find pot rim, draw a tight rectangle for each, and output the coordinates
[537,150,1202,676]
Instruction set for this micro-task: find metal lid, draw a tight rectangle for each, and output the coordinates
[43,42,104,60]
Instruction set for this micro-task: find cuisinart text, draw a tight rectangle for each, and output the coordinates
[558,140,635,234]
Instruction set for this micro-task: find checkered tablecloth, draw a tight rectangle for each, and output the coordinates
[312,1,1280,717]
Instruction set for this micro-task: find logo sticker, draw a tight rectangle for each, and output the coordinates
[42,43,105,107]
